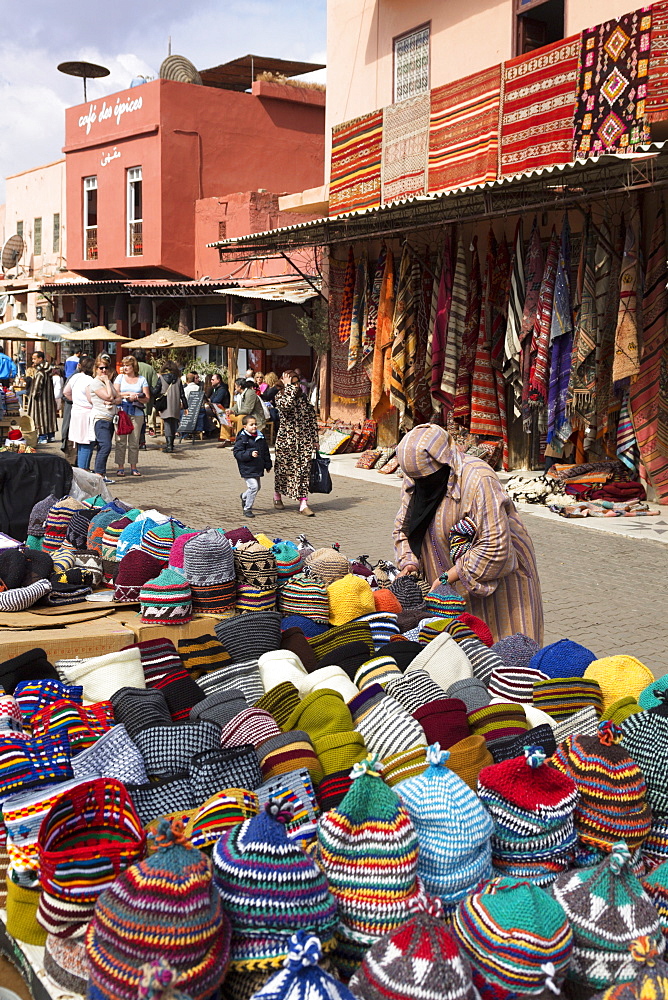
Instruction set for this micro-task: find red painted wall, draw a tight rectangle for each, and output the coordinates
[64,79,325,279]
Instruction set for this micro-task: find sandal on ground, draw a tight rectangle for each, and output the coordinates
[130,469,142,477]
[116,469,126,477]
[299,505,315,517]
[273,498,284,509]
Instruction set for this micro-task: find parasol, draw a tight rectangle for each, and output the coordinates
[128,328,205,350]
[0,319,75,343]
[65,326,130,342]
[190,321,288,386]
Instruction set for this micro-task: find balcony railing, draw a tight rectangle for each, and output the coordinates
[85,227,98,260]
[129,221,143,256]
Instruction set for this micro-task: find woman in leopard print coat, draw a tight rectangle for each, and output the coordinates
[273,376,320,516]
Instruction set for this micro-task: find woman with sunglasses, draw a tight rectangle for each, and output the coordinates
[115,355,150,477]
[86,357,122,483]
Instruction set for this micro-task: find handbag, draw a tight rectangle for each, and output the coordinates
[309,451,332,494]
[116,409,134,435]
[153,393,168,413]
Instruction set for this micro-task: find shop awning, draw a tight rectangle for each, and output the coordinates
[38,278,239,297]
[208,143,668,256]
[215,277,321,305]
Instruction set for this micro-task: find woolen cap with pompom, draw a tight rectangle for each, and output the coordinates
[249,931,357,1000]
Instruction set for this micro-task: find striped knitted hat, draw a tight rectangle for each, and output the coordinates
[549,721,652,853]
[14,677,82,719]
[589,938,668,1000]
[308,621,374,662]
[258,730,323,784]
[213,800,337,969]
[273,540,303,585]
[256,768,320,845]
[100,514,133,562]
[236,584,276,614]
[317,756,421,977]
[250,931,357,1000]
[585,656,655,714]
[215,612,282,663]
[552,704,600,743]
[234,541,278,589]
[452,876,574,999]
[467,702,528,746]
[178,633,231,678]
[44,934,88,994]
[491,633,541,673]
[113,549,165,602]
[529,639,597,679]
[621,711,668,819]
[425,582,466,618]
[133,638,205,722]
[4,776,88,885]
[349,897,475,1000]
[413,698,471,750]
[139,568,192,625]
[642,817,668,873]
[398,744,493,912]
[552,842,664,990]
[27,494,58,537]
[490,722,557,764]
[220,708,281,749]
[327,575,376,627]
[184,789,259,852]
[190,688,248,728]
[488,664,548,704]
[86,820,230,1000]
[279,573,329,623]
[137,518,188,563]
[191,577,236,614]
[389,576,426,611]
[385,669,447,715]
[196,658,264,705]
[43,498,87,552]
[381,745,428,788]
[357,611,401,648]
[477,746,578,886]
[354,655,402,691]
[351,689,427,760]
[444,620,502,685]
[110,687,172,740]
[533,676,604,720]
[304,547,349,587]
[255,682,301,729]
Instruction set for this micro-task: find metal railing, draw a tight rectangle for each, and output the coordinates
[85,227,98,260]
[129,221,143,256]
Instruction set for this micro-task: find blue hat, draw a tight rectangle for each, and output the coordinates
[248,932,356,1000]
[529,639,596,679]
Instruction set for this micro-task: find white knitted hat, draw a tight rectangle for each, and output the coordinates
[257,650,309,694]
[300,665,359,702]
[59,648,145,703]
[183,529,235,585]
[407,631,473,689]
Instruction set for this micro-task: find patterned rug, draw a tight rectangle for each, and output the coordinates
[428,65,501,193]
[330,110,383,216]
[329,256,372,401]
[647,0,668,120]
[381,94,430,203]
[573,9,652,157]
[500,36,579,177]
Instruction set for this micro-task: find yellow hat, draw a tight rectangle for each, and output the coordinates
[254,533,274,549]
[326,574,376,627]
[446,734,494,791]
[6,879,46,945]
[283,689,354,743]
[584,655,655,713]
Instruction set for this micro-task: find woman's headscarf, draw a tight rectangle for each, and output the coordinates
[396,424,456,559]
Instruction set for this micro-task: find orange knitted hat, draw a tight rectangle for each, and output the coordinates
[373,589,403,615]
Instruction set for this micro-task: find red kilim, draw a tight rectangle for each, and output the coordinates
[330,111,383,216]
[647,0,668,120]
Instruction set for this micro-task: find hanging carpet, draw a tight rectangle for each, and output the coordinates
[646,0,668,121]
[329,257,372,402]
[381,94,430,203]
[613,197,641,386]
[453,239,482,429]
[330,110,383,216]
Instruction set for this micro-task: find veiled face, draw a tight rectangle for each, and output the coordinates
[396,423,454,480]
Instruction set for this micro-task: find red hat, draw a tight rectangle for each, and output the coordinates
[373,589,403,615]
[413,698,470,749]
[459,613,493,647]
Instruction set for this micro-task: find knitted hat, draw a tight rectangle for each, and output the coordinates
[213,800,337,969]
[220,707,281,749]
[197,657,264,706]
[552,703,601,743]
[638,673,668,711]
[533,675,604,720]
[305,547,349,587]
[621,711,668,819]
[215,612,282,662]
[0,648,59,694]
[44,934,88,993]
[389,576,426,611]
[139,518,190,563]
[317,641,371,680]
[300,666,359,702]
[408,631,473,689]
[446,734,493,790]
[373,589,402,615]
[314,730,368,778]
[14,677,82,719]
[603,696,645,725]
[530,639,597,679]
[282,614,329,639]
[550,721,653,853]
[184,789,259,852]
[0,577,52,612]
[284,690,354,744]
[357,611,401,649]
[4,776,89,884]
[488,663,548,704]
[351,689,427,759]
[66,506,98,550]
[250,931,357,1000]
[114,549,166,602]
[193,577,237,615]
[234,541,278,589]
[110,687,172,740]
[6,880,46,945]
[43,497,87,552]
[377,640,423,671]
[183,527,235,583]
[114,513,159,560]
[491,633,541,672]
[413,698,471,751]
[133,717,220,777]
[309,621,375,662]
[60,647,145,703]
[0,692,22,733]
[140,568,192,625]
[447,677,490,714]
[317,756,421,977]
[281,627,318,672]
[280,573,329,623]
[398,744,493,911]
[256,682,301,729]
[453,876,573,999]
[642,817,668,873]
[225,525,257,544]
[490,723,557,765]
[327,575,376,627]
[31,697,113,753]
[238,585,279,615]
[178,633,232,678]
[380,746,428,788]
[354,655,402,690]
[384,669,447,715]
[258,650,308,694]
[167,530,200,573]
[585,656,655,714]
[126,775,196,826]
[188,745,263,804]
[477,746,578,886]
[273,540,303,585]
[190,688,248,728]
[0,547,29,589]
[86,820,230,1000]
[259,730,323,784]
[397,605,430,633]
[255,768,320,844]
[457,613,493,647]
[552,842,663,990]
[349,897,475,1000]
[642,861,668,937]
[467,702,528,746]
[426,581,466,618]
[70,723,148,786]
[443,619,503,685]
[27,493,58,537]
[589,938,668,1000]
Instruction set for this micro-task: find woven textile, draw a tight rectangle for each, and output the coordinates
[573,10,652,157]
[500,36,579,177]
[330,257,372,401]
[126,774,196,826]
[188,746,262,804]
[381,94,429,204]
[184,790,259,851]
[255,769,319,844]
[330,111,383,216]
[3,777,88,879]
[71,723,148,786]
[440,236,467,400]
[428,66,501,193]
[453,239,482,428]
[614,199,642,385]
[648,0,668,119]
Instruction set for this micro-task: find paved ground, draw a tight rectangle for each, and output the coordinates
[53,435,668,675]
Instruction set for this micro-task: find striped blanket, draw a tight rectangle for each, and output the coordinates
[330,111,383,216]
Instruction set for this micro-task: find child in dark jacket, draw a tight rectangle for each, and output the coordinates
[232,415,272,518]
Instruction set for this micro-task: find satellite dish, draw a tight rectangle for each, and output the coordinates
[2,235,26,274]
[159,54,202,85]
[58,60,110,101]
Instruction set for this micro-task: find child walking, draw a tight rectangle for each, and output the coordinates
[232,415,272,518]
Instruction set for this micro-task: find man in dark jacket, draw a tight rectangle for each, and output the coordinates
[232,414,272,518]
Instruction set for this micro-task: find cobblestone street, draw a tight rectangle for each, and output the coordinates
[63,437,668,677]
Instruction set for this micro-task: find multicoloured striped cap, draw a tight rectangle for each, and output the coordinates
[139,568,192,625]
[184,788,259,851]
[533,676,604,720]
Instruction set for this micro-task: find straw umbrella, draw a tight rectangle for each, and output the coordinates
[190,321,288,387]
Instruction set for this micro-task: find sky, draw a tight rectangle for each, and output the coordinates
[0,0,327,202]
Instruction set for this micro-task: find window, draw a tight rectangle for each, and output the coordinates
[127,166,143,256]
[393,24,430,103]
[33,218,42,256]
[83,176,98,260]
[16,221,23,241]
[53,213,60,254]
[515,0,564,55]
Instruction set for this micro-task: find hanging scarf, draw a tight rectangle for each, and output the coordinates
[547,214,573,447]
[470,230,502,439]
[424,248,442,381]
[528,227,559,409]
[440,236,467,401]
[504,219,525,417]
[567,214,599,429]
[429,239,452,406]
[348,250,368,370]
[613,197,641,386]
[337,246,356,343]
[520,220,545,427]
[403,464,451,558]
[389,247,417,429]
[363,246,386,362]
[490,235,511,470]
[617,390,639,471]
[414,247,434,422]
[453,238,481,428]
[597,220,624,442]
[371,249,395,411]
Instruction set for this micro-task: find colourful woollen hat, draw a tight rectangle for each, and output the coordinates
[529,639,597,679]
[488,664,548,704]
[397,744,493,913]
[349,896,475,1000]
[452,876,573,1000]
[642,862,668,938]
[255,682,301,729]
[584,656,655,715]
[85,819,230,1000]
[139,568,192,625]
[273,540,303,585]
[533,676,604,721]
[620,711,668,820]
[113,549,165,602]
[249,932,357,1000]
[279,573,330,624]
[549,721,652,854]
[491,633,541,673]
[551,842,664,991]
[425,581,466,619]
[213,800,337,969]
[477,746,578,886]
[589,938,668,1000]
[317,755,421,978]
[638,673,668,711]
[327,574,376,627]
[184,788,259,852]
[234,540,278,589]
